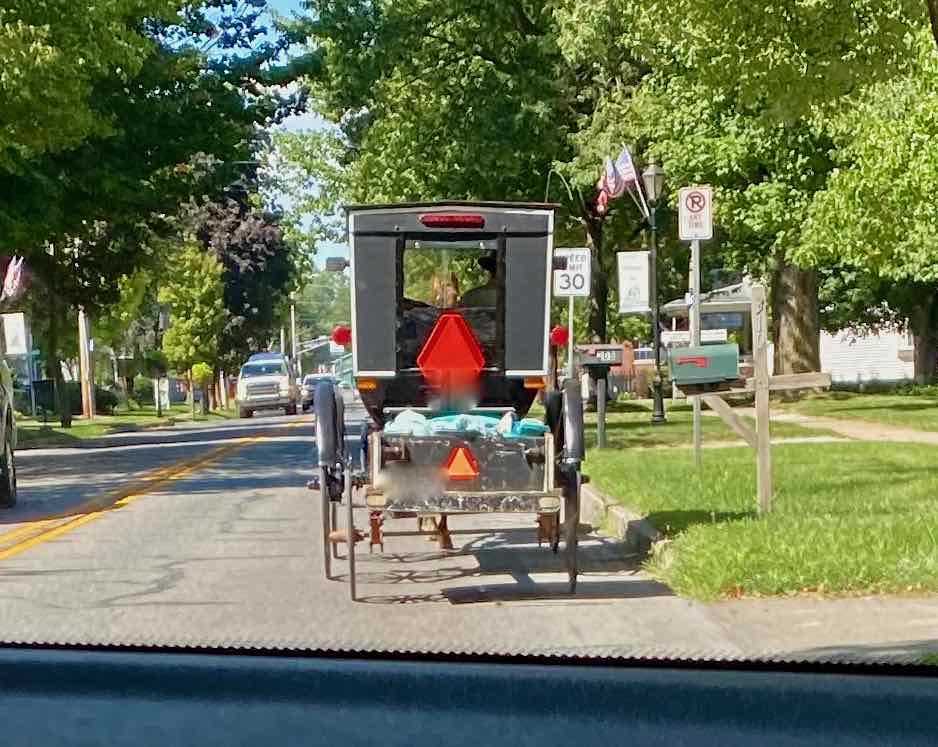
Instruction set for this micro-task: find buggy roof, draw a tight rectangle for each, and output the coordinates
[343,200,559,213]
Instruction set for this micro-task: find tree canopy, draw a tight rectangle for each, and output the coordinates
[158,238,225,372]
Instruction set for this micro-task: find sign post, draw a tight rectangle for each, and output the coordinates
[553,248,592,380]
[678,186,713,465]
[577,346,623,449]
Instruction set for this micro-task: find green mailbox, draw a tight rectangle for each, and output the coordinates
[669,343,740,392]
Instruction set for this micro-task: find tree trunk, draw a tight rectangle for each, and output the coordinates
[212,366,222,410]
[188,370,196,419]
[910,294,938,383]
[928,0,938,49]
[771,258,820,375]
[45,287,71,427]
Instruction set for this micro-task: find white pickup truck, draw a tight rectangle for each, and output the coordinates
[235,353,299,418]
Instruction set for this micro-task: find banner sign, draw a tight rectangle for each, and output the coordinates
[1,312,29,355]
[617,251,651,314]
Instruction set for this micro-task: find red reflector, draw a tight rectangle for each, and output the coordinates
[419,214,485,229]
[445,446,479,481]
[676,356,709,368]
[549,325,569,347]
[417,312,485,388]
[332,325,352,346]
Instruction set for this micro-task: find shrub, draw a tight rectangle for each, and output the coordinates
[94,386,119,415]
[133,375,155,403]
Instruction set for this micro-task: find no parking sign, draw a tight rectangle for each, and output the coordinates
[678,186,713,241]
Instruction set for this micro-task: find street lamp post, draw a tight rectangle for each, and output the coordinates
[642,159,667,425]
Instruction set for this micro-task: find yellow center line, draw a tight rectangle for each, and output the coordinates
[0,419,308,560]
[0,418,311,561]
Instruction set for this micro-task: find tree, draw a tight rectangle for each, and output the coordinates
[185,188,299,371]
[158,239,225,412]
[0,0,179,167]
[191,362,214,414]
[552,0,931,373]
[0,1,299,420]
[294,268,350,342]
[797,30,938,379]
[556,1,925,121]
[279,0,660,341]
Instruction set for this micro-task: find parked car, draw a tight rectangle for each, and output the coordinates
[300,374,335,412]
[0,360,17,507]
[235,353,299,418]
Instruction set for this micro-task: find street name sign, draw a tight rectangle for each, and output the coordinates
[553,248,591,297]
[678,186,713,241]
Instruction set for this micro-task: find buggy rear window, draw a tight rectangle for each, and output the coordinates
[398,239,504,369]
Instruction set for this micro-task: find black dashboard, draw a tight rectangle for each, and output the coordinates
[0,647,936,745]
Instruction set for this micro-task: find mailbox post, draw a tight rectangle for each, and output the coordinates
[577,345,623,449]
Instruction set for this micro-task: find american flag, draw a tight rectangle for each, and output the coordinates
[1,256,24,302]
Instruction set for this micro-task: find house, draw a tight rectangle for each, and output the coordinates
[663,280,915,385]
[820,329,914,384]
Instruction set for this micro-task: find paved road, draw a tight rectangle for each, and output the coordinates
[0,404,936,662]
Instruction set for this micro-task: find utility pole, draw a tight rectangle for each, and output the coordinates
[280,326,286,356]
[290,297,301,379]
[77,308,94,419]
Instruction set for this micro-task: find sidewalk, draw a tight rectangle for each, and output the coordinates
[728,407,938,444]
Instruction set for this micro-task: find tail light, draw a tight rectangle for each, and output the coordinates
[419,214,485,229]
[332,325,352,346]
[549,325,569,347]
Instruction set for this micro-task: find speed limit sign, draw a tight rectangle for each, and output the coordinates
[553,248,591,297]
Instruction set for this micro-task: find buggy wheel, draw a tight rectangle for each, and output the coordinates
[0,429,16,509]
[345,464,357,601]
[563,469,580,594]
[320,466,332,580]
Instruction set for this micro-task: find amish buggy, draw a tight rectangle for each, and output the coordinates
[311,201,586,600]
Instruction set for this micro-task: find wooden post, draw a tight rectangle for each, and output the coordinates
[751,284,772,513]
[596,377,607,448]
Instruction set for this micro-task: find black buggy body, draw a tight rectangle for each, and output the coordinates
[315,202,585,598]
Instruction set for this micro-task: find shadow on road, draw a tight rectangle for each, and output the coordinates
[340,525,660,605]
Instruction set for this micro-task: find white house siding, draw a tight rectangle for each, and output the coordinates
[820,330,914,384]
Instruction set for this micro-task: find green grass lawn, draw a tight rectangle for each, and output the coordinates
[581,399,833,449]
[776,392,938,432]
[587,442,938,601]
[16,403,237,448]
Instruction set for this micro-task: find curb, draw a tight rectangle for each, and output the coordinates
[581,482,662,555]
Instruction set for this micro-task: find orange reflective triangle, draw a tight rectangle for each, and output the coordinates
[445,446,479,481]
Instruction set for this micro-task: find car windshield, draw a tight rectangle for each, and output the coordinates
[241,362,285,377]
[7,0,937,679]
